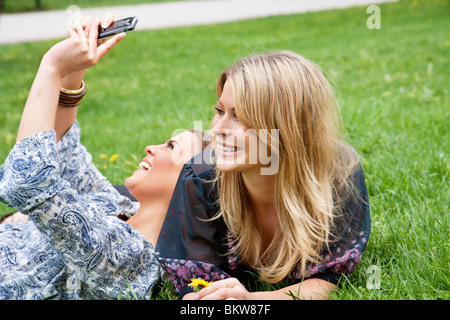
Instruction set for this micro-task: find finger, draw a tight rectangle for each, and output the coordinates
[83,17,94,38]
[67,26,78,40]
[83,16,97,30]
[74,21,88,46]
[96,32,125,60]
[200,288,234,300]
[88,19,100,55]
[80,16,92,32]
[195,278,234,299]
[101,12,115,29]
[71,15,81,29]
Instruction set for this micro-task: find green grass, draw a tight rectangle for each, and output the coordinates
[1,0,186,13]
[0,0,448,300]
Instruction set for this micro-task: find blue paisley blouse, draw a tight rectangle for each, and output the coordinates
[0,121,161,300]
[156,150,371,299]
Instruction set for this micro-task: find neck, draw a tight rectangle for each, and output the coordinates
[241,170,276,210]
[241,170,278,249]
[126,200,169,247]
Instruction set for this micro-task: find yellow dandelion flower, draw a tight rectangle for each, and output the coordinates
[100,154,107,159]
[188,278,212,292]
[109,154,119,162]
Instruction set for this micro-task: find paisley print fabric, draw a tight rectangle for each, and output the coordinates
[0,122,160,300]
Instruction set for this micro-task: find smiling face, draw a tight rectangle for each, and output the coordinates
[124,130,204,204]
[211,81,262,175]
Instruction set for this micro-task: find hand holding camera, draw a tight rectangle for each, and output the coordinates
[42,14,129,79]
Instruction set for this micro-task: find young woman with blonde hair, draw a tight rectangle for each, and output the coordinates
[156,51,371,300]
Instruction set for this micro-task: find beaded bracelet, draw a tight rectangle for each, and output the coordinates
[59,81,87,107]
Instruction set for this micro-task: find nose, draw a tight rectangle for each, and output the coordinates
[212,115,235,138]
[145,145,155,156]
[145,144,164,156]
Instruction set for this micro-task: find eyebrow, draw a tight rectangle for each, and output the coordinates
[216,99,224,108]
[166,139,179,146]
[217,99,235,111]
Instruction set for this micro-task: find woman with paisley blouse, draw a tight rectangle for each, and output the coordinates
[0,15,206,299]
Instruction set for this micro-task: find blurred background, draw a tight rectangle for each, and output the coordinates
[0,0,448,300]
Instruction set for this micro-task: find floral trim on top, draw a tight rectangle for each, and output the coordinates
[157,255,231,294]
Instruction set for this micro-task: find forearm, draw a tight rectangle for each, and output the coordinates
[249,278,336,300]
[16,58,63,142]
[55,70,86,141]
[16,15,124,143]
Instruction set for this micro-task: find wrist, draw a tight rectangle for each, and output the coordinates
[61,70,86,91]
[247,291,266,300]
[39,54,65,82]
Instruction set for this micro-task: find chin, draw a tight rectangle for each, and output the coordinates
[216,162,251,173]
[216,162,236,172]
[215,154,249,172]
[124,176,138,197]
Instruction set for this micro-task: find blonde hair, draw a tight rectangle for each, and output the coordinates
[214,51,360,283]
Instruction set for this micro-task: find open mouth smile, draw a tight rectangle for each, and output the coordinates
[216,142,244,155]
[139,159,152,171]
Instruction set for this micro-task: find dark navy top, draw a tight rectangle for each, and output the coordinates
[156,150,371,299]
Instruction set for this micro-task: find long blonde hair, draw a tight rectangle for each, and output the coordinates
[214,51,360,283]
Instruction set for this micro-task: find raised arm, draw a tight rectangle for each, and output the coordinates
[54,14,115,142]
[16,15,124,142]
[54,69,85,142]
